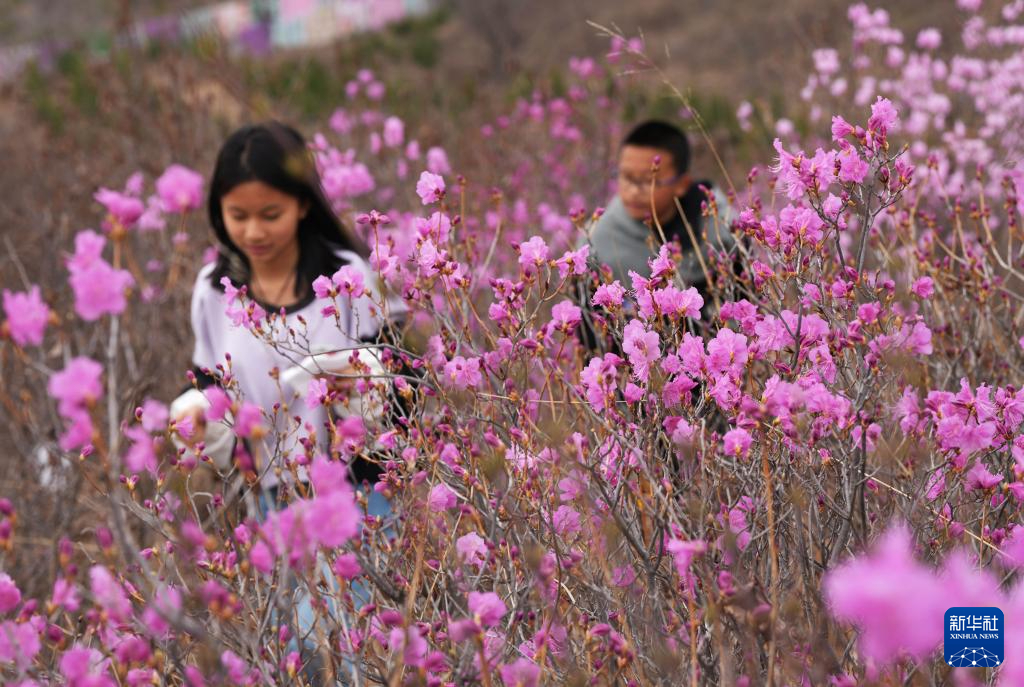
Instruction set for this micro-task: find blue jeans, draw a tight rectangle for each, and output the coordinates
[257,484,393,684]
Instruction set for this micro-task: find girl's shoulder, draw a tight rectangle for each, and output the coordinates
[191,260,222,309]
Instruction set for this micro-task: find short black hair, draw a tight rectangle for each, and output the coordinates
[622,120,691,175]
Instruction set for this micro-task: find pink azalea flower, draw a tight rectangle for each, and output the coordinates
[331,265,366,297]
[426,147,451,175]
[580,353,623,411]
[723,427,753,458]
[312,275,334,299]
[518,236,549,273]
[58,408,95,451]
[705,328,749,378]
[60,644,114,687]
[204,387,231,422]
[155,164,204,213]
[306,377,329,410]
[622,319,661,383]
[51,577,80,612]
[499,658,541,687]
[554,244,589,279]
[333,553,362,580]
[69,258,134,321]
[89,565,132,623]
[124,425,158,476]
[0,573,21,613]
[457,532,487,568]
[652,285,704,319]
[965,460,1003,491]
[823,524,945,663]
[94,187,144,228]
[0,618,40,670]
[233,402,263,439]
[911,276,934,298]
[837,146,870,184]
[382,116,404,147]
[428,483,458,511]
[415,171,446,205]
[468,591,506,628]
[48,357,103,414]
[443,356,483,390]
[550,300,582,333]
[2,285,49,346]
[592,281,625,308]
[666,538,706,592]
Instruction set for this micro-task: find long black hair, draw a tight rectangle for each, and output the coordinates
[206,121,369,296]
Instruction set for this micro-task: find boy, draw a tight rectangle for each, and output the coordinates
[586,119,734,295]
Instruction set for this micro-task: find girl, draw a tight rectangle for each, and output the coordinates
[178,121,404,505]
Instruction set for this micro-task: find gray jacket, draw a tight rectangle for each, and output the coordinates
[583,186,734,288]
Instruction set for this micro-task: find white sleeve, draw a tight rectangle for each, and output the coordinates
[190,264,219,370]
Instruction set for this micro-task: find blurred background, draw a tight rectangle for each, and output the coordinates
[0,0,949,592]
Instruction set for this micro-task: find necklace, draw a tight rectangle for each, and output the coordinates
[251,270,296,307]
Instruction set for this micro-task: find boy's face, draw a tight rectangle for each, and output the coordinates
[616,145,691,224]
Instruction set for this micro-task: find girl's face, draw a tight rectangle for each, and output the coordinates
[221,180,307,272]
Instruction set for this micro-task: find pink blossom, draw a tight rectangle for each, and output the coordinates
[155,164,204,213]
[867,96,900,142]
[382,116,404,147]
[837,146,870,183]
[312,275,334,298]
[916,28,942,50]
[51,577,80,612]
[426,147,451,175]
[2,285,49,346]
[306,377,329,409]
[518,236,549,272]
[723,427,753,458]
[468,591,506,628]
[823,525,945,662]
[94,187,144,228]
[652,285,703,319]
[580,353,622,411]
[911,276,934,298]
[499,658,541,687]
[428,483,458,511]
[965,460,1003,491]
[0,573,21,613]
[554,244,589,279]
[622,319,661,383]
[705,328,749,378]
[69,258,134,321]
[89,565,132,623]
[205,387,231,422]
[139,399,168,432]
[331,265,367,297]
[60,644,114,687]
[333,553,362,580]
[220,650,248,685]
[666,538,706,591]
[831,115,855,141]
[0,619,40,670]
[457,532,487,568]
[593,281,626,308]
[550,300,582,333]
[415,171,446,205]
[124,425,158,476]
[234,402,263,439]
[443,356,483,390]
[48,357,103,414]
